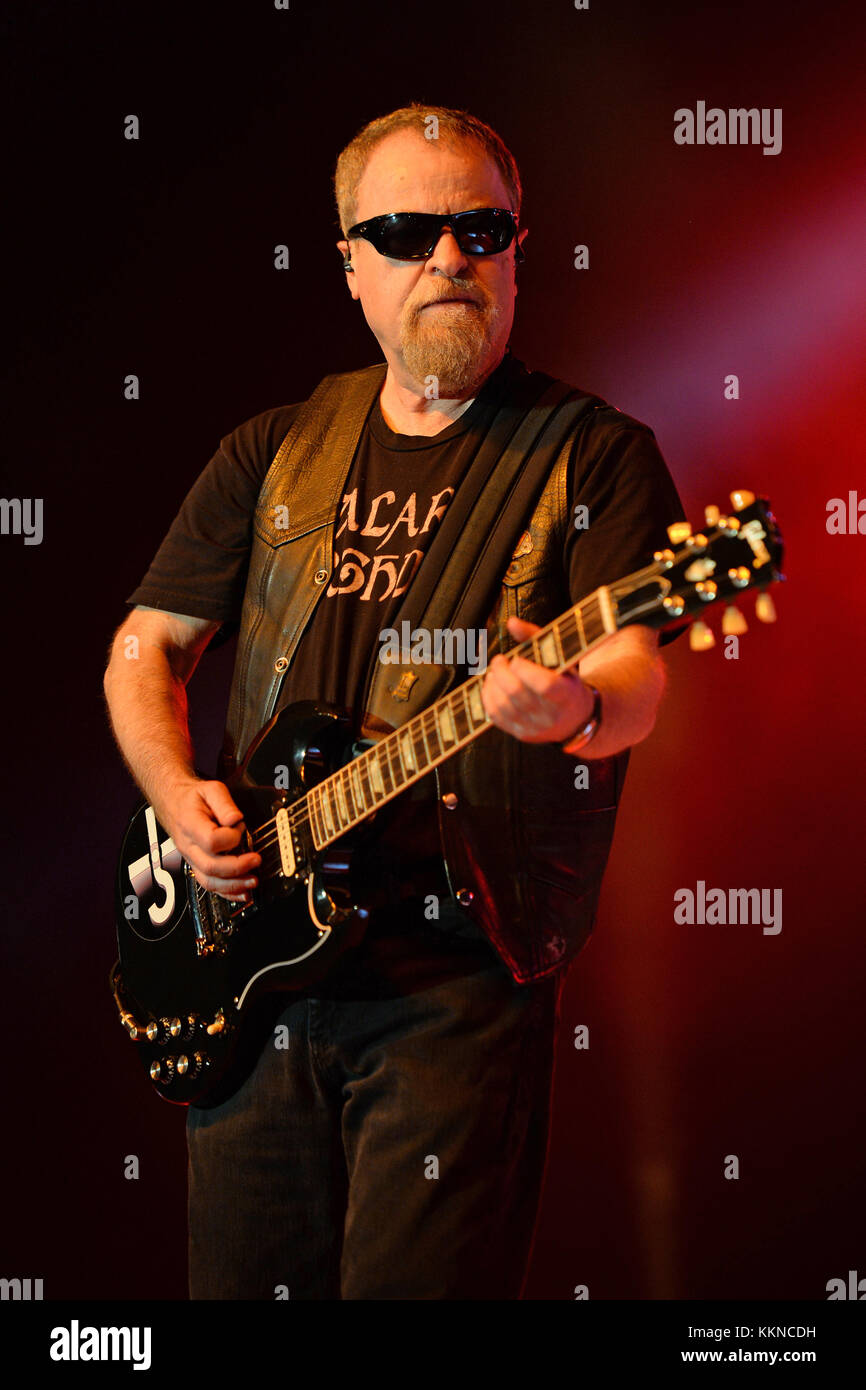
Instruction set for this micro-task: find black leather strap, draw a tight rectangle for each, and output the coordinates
[364,359,605,725]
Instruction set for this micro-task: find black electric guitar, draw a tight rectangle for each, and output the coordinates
[111,492,783,1105]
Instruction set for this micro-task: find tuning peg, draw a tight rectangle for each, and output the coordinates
[684,557,716,581]
[755,590,777,623]
[722,605,748,635]
[729,489,756,512]
[689,620,716,651]
[727,566,752,588]
[667,521,692,544]
[704,505,721,526]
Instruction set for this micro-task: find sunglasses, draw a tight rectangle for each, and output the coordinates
[345,207,525,262]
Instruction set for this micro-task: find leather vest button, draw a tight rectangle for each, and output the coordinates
[455,888,474,906]
[274,656,289,673]
[314,569,328,584]
[441,793,458,809]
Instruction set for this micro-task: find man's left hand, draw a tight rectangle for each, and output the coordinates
[481,616,595,744]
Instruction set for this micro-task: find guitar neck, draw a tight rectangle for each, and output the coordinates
[245,491,785,860]
[304,584,619,850]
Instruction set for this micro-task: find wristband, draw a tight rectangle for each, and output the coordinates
[559,681,603,751]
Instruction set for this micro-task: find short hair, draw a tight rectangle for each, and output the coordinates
[334,103,523,234]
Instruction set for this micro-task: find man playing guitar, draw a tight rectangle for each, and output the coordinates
[104,103,690,1300]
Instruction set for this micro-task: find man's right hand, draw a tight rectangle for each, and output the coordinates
[154,777,262,904]
[104,607,263,904]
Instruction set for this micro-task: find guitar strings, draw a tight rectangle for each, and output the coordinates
[243,595,602,860]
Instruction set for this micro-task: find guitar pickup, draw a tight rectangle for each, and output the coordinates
[275,808,296,877]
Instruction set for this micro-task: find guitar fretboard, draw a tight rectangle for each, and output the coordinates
[302,585,617,850]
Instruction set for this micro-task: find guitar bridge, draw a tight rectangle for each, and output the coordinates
[187,862,231,956]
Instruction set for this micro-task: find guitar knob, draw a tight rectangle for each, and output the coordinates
[667,522,692,544]
[170,1053,208,1080]
[120,1011,147,1042]
[149,1056,176,1085]
[662,595,686,617]
[145,1017,184,1044]
[704,505,721,526]
[729,489,755,511]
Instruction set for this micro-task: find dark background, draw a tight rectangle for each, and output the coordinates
[2,0,864,1300]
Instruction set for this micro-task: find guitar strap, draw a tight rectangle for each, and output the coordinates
[362,356,605,728]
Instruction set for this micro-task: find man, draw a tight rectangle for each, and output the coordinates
[103,104,686,1300]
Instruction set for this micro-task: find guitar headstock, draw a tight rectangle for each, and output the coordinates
[613,491,784,647]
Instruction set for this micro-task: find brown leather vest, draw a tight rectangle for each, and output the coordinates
[221,361,630,984]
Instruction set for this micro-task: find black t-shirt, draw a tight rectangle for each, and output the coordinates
[128,356,686,995]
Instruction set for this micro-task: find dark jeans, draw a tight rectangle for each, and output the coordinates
[187,959,563,1300]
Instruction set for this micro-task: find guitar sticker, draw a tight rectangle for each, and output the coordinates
[127,806,183,926]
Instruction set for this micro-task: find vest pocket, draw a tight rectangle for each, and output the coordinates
[253,511,332,548]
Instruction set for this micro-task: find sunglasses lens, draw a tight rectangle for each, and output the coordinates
[376,214,438,259]
[455,211,514,254]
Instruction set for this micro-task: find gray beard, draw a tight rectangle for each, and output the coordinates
[399,300,504,398]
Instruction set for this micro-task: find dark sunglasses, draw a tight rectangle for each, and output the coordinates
[345,207,524,262]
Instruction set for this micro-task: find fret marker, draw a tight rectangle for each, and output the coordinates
[538,632,558,667]
[350,764,364,812]
[433,711,453,745]
[438,706,456,743]
[467,684,485,723]
[399,730,417,772]
[368,757,384,794]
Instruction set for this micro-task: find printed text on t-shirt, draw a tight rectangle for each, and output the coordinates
[327,485,455,603]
